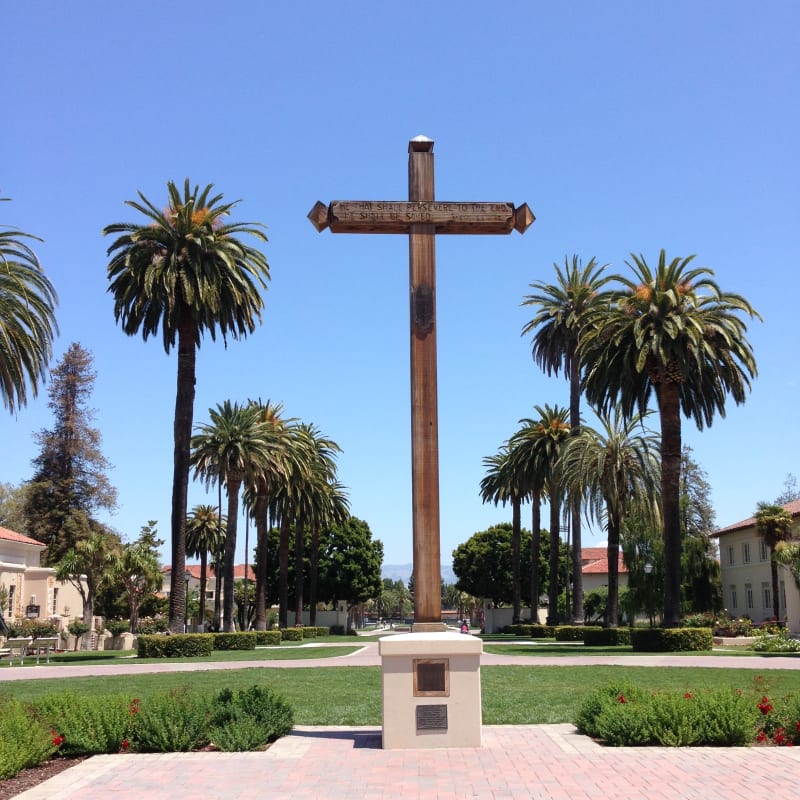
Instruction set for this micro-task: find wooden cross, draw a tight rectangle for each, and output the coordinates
[309,136,534,629]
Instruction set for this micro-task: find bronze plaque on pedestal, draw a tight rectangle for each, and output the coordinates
[416,704,448,731]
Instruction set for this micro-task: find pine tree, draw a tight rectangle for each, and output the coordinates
[24,343,117,564]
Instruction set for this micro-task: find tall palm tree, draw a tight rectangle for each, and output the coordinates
[754,503,794,622]
[246,399,293,631]
[0,200,59,413]
[511,405,570,624]
[522,255,611,623]
[290,423,343,625]
[185,504,226,629]
[581,250,760,627]
[480,445,525,623]
[560,407,661,627]
[104,180,269,632]
[191,401,282,632]
[308,479,350,626]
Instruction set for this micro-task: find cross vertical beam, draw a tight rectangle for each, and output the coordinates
[408,138,441,625]
[309,138,533,632]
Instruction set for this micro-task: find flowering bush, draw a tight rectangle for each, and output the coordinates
[749,626,800,653]
[755,691,800,745]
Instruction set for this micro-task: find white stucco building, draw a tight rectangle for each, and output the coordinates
[713,500,800,633]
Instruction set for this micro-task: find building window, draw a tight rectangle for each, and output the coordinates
[729,585,738,610]
[745,584,754,610]
[7,584,15,617]
[727,545,735,566]
[762,583,771,611]
[742,543,751,564]
[759,539,769,562]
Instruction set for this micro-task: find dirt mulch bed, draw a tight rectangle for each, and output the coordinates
[0,757,87,799]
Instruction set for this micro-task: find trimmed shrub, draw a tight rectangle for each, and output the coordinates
[212,632,258,651]
[749,626,800,653]
[132,689,211,752]
[630,627,712,652]
[6,620,58,638]
[208,686,294,751]
[137,633,214,658]
[0,696,57,780]
[583,627,631,646]
[555,625,599,642]
[575,683,757,746]
[105,619,131,637]
[137,616,170,634]
[312,626,330,637]
[329,625,345,635]
[35,692,133,756]
[279,627,303,642]
[255,630,282,646]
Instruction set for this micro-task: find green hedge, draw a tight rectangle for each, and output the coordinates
[308,626,330,637]
[583,627,631,646]
[279,628,303,642]
[630,627,712,652]
[212,632,257,651]
[255,630,282,646]
[501,624,556,638]
[555,625,599,642]
[137,634,214,658]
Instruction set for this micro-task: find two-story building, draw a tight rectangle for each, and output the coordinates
[713,500,800,632]
[0,525,85,622]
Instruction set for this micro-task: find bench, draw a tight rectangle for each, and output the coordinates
[3,637,33,666]
[32,636,60,664]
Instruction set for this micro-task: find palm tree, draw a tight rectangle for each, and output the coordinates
[560,407,661,627]
[191,401,282,632]
[290,423,344,626]
[480,445,525,623]
[247,399,293,631]
[754,503,795,622]
[104,180,269,632]
[511,405,570,624]
[185,504,226,630]
[522,255,611,622]
[581,250,760,627]
[0,200,58,413]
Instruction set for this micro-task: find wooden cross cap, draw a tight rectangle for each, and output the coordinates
[308,200,535,235]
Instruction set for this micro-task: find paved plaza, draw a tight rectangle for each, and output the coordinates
[4,641,800,799]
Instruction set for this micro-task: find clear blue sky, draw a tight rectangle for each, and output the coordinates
[3,2,798,568]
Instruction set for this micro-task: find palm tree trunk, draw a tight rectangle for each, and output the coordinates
[511,495,521,624]
[253,490,269,631]
[168,322,196,633]
[606,511,620,628]
[771,556,781,621]
[199,550,208,630]
[309,521,320,626]
[278,515,291,629]
[568,348,584,624]
[547,497,561,625]
[294,511,306,625]
[222,479,242,633]
[659,382,683,628]
[530,491,541,616]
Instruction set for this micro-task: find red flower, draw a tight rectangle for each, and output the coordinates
[121,739,129,751]
[684,693,692,699]
[757,696,773,715]
[756,730,767,743]
[51,733,64,747]
[617,693,627,704]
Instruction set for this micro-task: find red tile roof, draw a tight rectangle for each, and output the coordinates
[0,525,45,548]
[714,499,800,537]
[162,564,255,580]
[580,547,627,575]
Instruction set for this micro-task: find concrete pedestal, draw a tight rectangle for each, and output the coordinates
[379,632,482,749]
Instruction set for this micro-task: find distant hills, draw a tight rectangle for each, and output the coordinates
[382,562,456,585]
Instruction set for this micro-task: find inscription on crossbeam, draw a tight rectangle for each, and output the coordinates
[309,200,534,235]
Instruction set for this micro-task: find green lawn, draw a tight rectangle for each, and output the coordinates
[3,664,798,726]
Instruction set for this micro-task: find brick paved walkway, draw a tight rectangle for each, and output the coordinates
[12,724,800,800]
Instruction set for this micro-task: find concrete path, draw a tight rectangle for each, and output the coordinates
[2,640,799,681]
[5,642,800,799]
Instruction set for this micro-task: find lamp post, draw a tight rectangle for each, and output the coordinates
[184,570,191,633]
